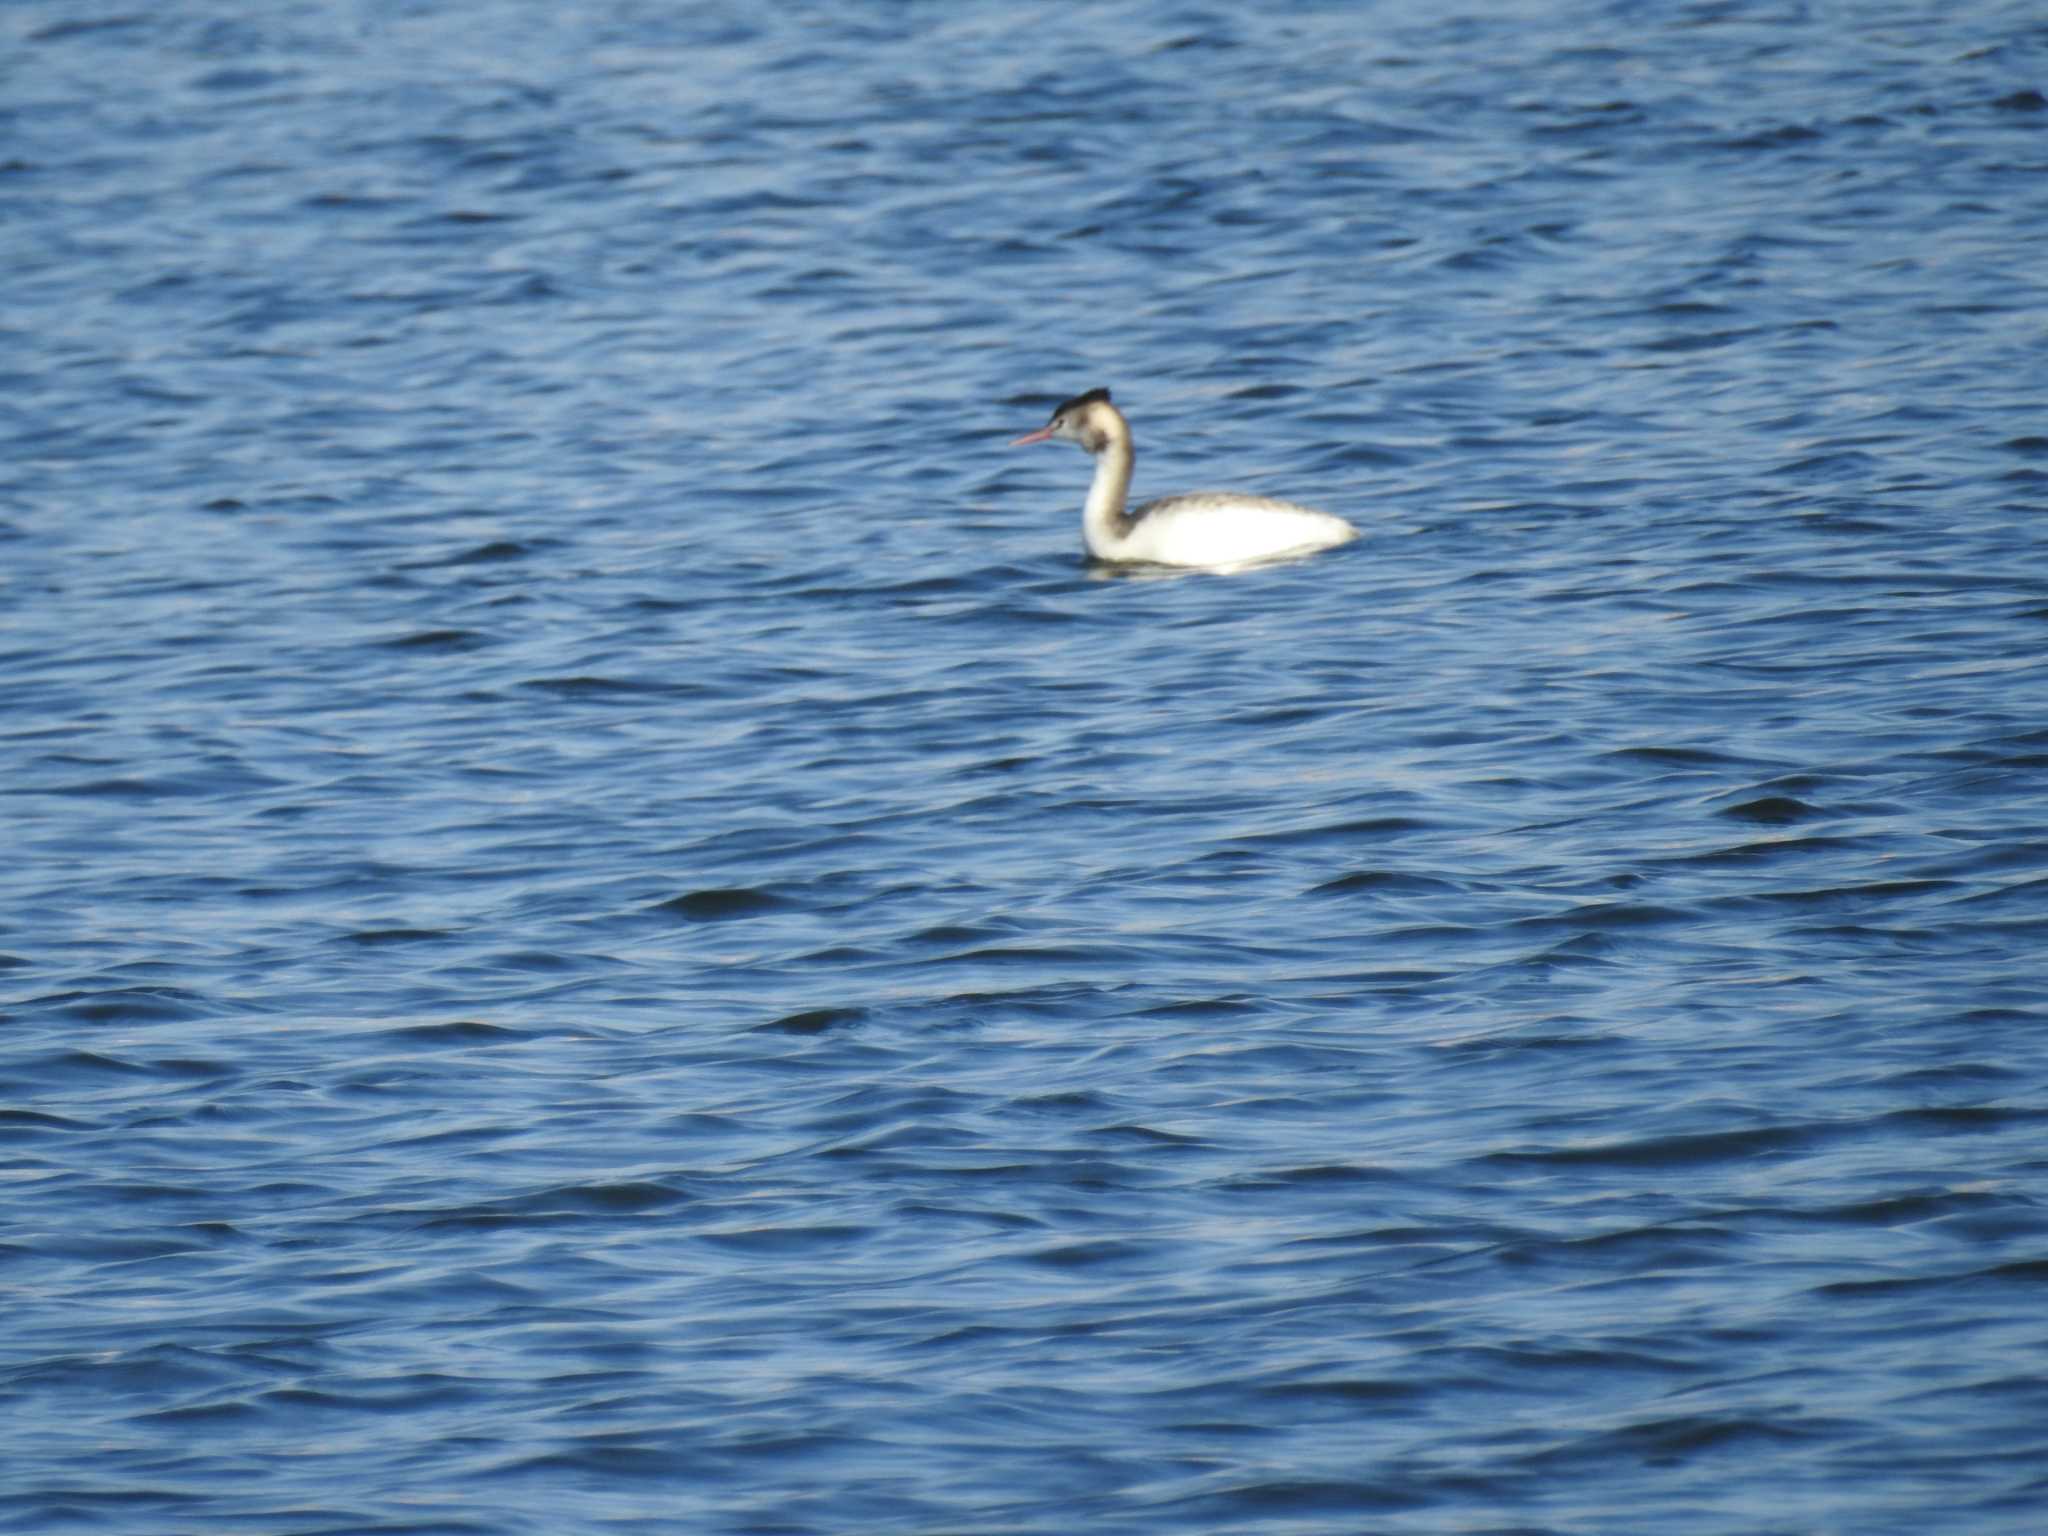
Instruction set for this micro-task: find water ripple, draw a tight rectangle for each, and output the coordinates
[4,1,2047,1533]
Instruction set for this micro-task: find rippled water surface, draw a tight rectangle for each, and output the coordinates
[6,2,2048,1532]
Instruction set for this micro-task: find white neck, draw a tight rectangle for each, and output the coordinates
[1082,435,1135,559]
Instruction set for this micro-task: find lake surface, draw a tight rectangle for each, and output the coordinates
[5,2,2048,1532]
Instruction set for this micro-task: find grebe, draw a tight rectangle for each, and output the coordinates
[1010,387,1358,568]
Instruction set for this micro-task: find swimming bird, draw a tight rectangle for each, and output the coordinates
[1010,387,1358,568]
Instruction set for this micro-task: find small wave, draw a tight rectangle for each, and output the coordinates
[750,1006,867,1034]
[652,887,791,921]
[1488,1121,1830,1169]
[1717,794,1822,823]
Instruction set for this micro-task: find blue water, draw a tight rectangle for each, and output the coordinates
[5,2,2048,1531]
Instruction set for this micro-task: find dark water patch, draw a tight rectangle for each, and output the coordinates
[191,66,297,95]
[37,775,189,802]
[375,1019,532,1047]
[135,1054,234,1080]
[1131,992,1261,1019]
[29,15,149,43]
[519,675,698,700]
[1250,1373,1428,1411]
[0,1107,96,1134]
[1720,122,1828,152]
[343,926,456,946]
[518,1180,691,1216]
[1815,1258,2048,1299]
[96,1187,219,1212]
[1022,1238,1162,1273]
[1769,1187,2007,1236]
[261,1373,493,1414]
[1488,1122,1832,1171]
[946,941,1148,968]
[36,990,214,1025]
[379,627,489,652]
[1717,794,1823,824]
[1309,869,1459,896]
[441,539,542,566]
[1603,745,1754,770]
[1517,1408,1832,1471]
[699,1223,875,1257]
[489,1438,716,1481]
[474,947,592,974]
[652,886,792,921]
[137,1397,263,1425]
[1878,1104,2048,1137]
[751,1006,868,1035]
